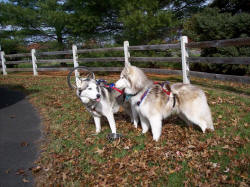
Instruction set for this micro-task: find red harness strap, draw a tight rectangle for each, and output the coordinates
[112,87,124,94]
[154,81,176,107]
[154,81,171,95]
[103,84,124,95]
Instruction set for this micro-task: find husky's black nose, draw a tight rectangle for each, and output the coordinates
[96,94,101,98]
[78,89,82,95]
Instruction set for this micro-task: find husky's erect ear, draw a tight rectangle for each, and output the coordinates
[124,41,131,67]
[87,72,95,79]
[76,77,82,88]
[124,63,131,73]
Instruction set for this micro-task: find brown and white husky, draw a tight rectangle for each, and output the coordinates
[115,61,214,141]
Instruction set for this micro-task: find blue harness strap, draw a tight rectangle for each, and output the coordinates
[96,79,124,94]
[125,94,133,101]
[137,88,150,106]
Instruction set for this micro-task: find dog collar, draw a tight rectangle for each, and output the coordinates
[125,92,138,101]
[137,88,150,106]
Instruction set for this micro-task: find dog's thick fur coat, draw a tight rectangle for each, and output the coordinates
[115,62,214,141]
[76,74,131,134]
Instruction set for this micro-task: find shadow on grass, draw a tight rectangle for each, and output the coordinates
[0,84,39,109]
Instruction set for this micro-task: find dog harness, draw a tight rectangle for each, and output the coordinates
[96,79,124,95]
[136,89,150,106]
[154,81,171,95]
[125,93,139,101]
[137,81,176,107]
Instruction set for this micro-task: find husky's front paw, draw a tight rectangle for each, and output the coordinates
[95,129,101,134]
[133,122,138,128]
[133,119,138,128]
[153,136,160,142]
[142,127,149,134]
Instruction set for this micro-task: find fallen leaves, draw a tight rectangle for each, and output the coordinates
[16,169,25,175]
[95,147,105,155]
[20,142,29,147]
[22,178,29,183]
[2,74,249,186]
[31,166,42,173]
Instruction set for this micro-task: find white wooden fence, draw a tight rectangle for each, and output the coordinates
[1,36,250,84]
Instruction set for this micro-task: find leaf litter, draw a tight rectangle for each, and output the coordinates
[0,73,249,186]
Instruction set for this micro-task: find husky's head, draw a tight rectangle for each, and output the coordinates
[115,61,150,94]
[76,73,101,104]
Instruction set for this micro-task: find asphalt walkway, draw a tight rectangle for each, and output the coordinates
[0,87,41,187]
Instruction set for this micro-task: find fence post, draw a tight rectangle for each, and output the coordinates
[72,44,79,78]
[1,51,7,75]
[31,49,38,76]
[123,41,130,65]
[181,36,190,84]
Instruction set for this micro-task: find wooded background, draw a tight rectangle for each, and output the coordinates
[0,0,249,75]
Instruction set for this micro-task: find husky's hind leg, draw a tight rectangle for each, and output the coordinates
[148,116,162,141]
[179,95,214,132]
[132,106,139,128]
[181,111,212,133]
[178,113,194,128]
[140,114,150,134]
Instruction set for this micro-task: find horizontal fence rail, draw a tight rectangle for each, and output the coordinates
[130,57,181,62]
[188,57,250,65]
[78,57,125,62]
[5,57,249,65]
[5,60,32,64]
[37,50,72,56]
[37,59,73,64]
[2,66,249,84]
[189,71,250,84]
[77,47,123,53]
[129,43,180,51]
[187,37,250,48]
[1,36,250,84]
[5,53,31,58]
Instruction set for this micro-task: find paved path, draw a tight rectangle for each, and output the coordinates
[0,88,41,187]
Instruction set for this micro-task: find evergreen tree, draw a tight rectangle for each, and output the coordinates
[210,0,250,14]
[0,0,71,49]
[117,0,174,45]
[183,8,250,75]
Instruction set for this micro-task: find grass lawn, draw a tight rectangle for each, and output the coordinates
[0,72,249,186]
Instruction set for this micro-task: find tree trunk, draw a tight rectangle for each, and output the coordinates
[56,31,67,67]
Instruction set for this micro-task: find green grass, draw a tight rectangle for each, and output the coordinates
[167,161,189,187]
[0,73,249,186]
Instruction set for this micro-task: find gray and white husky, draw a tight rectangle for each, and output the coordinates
[75,73,131,134]
[115,61,214,141]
